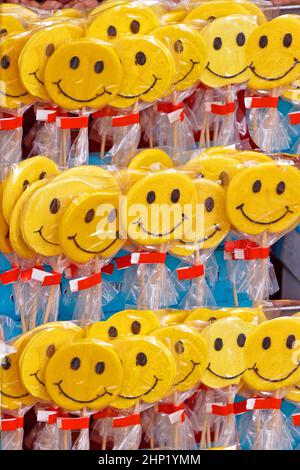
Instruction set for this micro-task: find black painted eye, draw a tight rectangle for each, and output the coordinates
[50,198,60,214]
[236,32,246,47]
[209,317,217,322]
[205,197,214,212]
[1,55,10,69]
[283,33,292,48]
[214,337,223,351]
[108,208,117,223]
[237,333,246,348]
[220,171,229,186]
[135,51,146,66]
[262,336,271,350]
[259,35,268,48]
[252,180,261,193]
[171,189,180,203]
[70,357,80,370]
[23,179,30,191]
[70,56,80,69]
[85,209,95,223]
[147,190,156,204]
[2,356,11,370]
[131,321,141,334]
[276,181,285,195]
[108,326,118,338]
[174,39,184,53]
[130,20,140,34]
[208,16,215,22]
[136,352,147,366]
[286,334,296,349]
[107,25,117,37]
[95,361,105,374]
[0,28,7,36]
[45,43,55,57]
[213,37,222,50]
[175,340,185,354]
[94,60,104,74]
[39,171,46,180]
[47,344,55,358]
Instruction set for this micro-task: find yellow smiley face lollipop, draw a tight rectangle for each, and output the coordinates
[59,191,125,264]
[0,3,38,23]
[111,336,176,409]
[0,15,24,37]
[154,325,208,392]
[182,154,241,184]
[18,23,83,101]
[87,1,159,41]
[87,309,160,342]
[243,317,300,392]
[200,14,256,88]
[53,165,120,190]
[128,149,173,171]
[152,24,207,91]
[226,162,300,235]
[45,339,123,411]
[201,317,254,388]
[0,181,12,254]
[123,170,197,246]
[110,35,175,109]
[2,156,59,224]
[185,1,249,23]
[44,38,123,110]
[246,16,300,90]
[19,324,83,402]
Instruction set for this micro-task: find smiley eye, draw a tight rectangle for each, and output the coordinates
[283,33,292,48]
[220,171,229,186]
[2,356,11,370]
[174,39,184,53]
[70,56,80,69]
[131,321,141,334]
[130,20,140,34]
[209,317,217,322]
[214,337,223,351]
[208,16,215,22]
[135,51,146,66]
[205,197,214,212]
[95,361,105,374]
[23,180,30,191]
[171,189,180,203]
[276,181,285,195]
[108,326,118,338]
[213,37,222,50]
[108,208,117,223]
[286,334,296,349]
[70,357,80,370]
[39,171,46,180]
[94,60,104,74]
[252,180,261,193]
[50,198,60,214]
[147,190,156,204]
[136,352,147,366]
[1,55,10,69]
[45,43,55,57]
[259,35,268,48]
[85,209,95,223]
[175,340,185,354]
[237,333,246,347]
[236,32,246,47]
[262,336,271,350]
[46,344,55,358]
[0,28,8,36]
[107,25,117,37]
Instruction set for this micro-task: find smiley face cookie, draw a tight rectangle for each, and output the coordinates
[152,24,207,91]
[110,35,175,109]
[0,3,38,23]
[201,317,254,388]
[19,23,83,101]
[45,338,123,411]
[0,181,12,254]
[128,149,173,171]
[226,162,300,235]
[44,38,123,110]
[182,154,241,184]
[154,325,208,392]
[0,15,24,37]
[201,15,256,88]
[185,1,249,23]
[111,336,176,409]
[243,317,300,392]
[53,165,120,190]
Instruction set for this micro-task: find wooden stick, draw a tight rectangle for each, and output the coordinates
[100,131,107,160]
[172,91,179,165]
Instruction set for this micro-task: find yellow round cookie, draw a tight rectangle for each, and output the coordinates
[122,170,198,246]
[0,4,38,23]
[233,150,273,164]
[18,23,83,101]
[87,310,160,342]
[44,38,123,110]
[282,79,300,104]
[185,1,249,23]
[110,35,175,109]
[115,168,146,193]
[243,317,300,392]
[2,156,59,224]
[19,324,83,402]
[53,9,82,19]
[239,1,266,25]
[162,9,187,25]
[201,317,254,388]
[200,15,256,88]
[157,310,188,326]
[53,166,120,191]
[0,15,24,37]
[45,338,123,411]
[111,336,176,409]
[226,162,300,235]
[87,1,159,41]
[0,181,12,254]
[221,307,266,324]
[182,154,241,183]
[185,308,230,324]
[59,191,125,264]
[154,324,208,392]
[128,149,173,171]
[152,24,207,91]
[246,16,300,90]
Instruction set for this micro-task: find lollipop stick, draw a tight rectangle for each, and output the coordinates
[199,115,207,148]
[255,231,268,306]
[172,91,179,165]
[100,131,107,160]
[44,255,63,324]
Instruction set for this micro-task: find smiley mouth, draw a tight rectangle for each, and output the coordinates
[0,89,28,98]
[53,379,112,403]
[175,360,201,386]
[206,62,249,79]
[118,375,161,399]
[207,363,246,380]
[117,74,161,99]
[30,370,45,386]
[174,59,199,85]
[250,58,300,81]
[251,362,300,383]
[179,225,221,246]
[0,389,30,399]
[53,79,112,103]
[237,203,293,225]
[29,69,44,86]
[68,233,119,254]
[133,213,186,238]
[34,226,60,246]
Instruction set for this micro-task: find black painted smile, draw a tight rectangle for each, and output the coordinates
[30,370,45,386]
[174,59,199,85]
[133,214,186,238]
[206,62,249,79]
[0,88,28,98]
[118,74,161,99]
[29,69,44,86]
[53,379,112,403]
[175,360,200,386]
[0,389,29,399]
[68,233,118,254]
[207,363,246,380]
[53,79,112,103]
[118,375,161,399]
[251,362,300,383]
[34,226,60,246]
[237,203,293,225]
[250,58,299,81]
